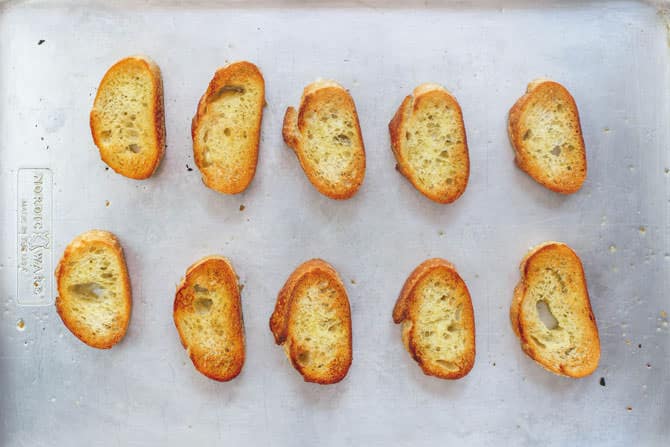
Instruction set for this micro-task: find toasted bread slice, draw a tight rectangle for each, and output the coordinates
[55,230,131,349]
[508,79,586,193]
[511,242,600,377]
[174,256,245,381]
[389,83,470,203]
[393,259,475,379]
[192,62,265,194]
[282,80,366,199]
[269,259,352,384]
[90,56,165,179]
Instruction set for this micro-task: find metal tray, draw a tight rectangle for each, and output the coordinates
[1,1,668,445]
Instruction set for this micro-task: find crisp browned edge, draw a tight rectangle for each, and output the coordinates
[90,55,165,180]
[173,255,245,382]
[393,258,476,380]
[269,258,353,384]
[281,81,366,200]
[507,79,586,194]
[388,84,470,204]
[191,61,265,194]
[510,242,601,378]
[54,229,132,349]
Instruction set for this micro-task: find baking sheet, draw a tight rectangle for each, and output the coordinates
[1,1,669,445]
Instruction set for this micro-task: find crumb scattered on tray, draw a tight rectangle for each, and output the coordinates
[239,204,245,211]
[38,39,45,45]
[599,377,606,386]
[186,164,193,172]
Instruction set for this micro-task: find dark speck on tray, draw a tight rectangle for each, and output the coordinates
[38,39,45,45]
[599,377,606,386]
[186,164,193,172]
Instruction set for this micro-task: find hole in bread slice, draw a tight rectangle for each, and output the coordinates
[536,299,559,330]
[69,282,106,300]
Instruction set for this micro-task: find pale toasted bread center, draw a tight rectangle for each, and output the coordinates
[195,83,262,184]
[518,86,585,181]
[412,270,471,373]
[93,61,157,170]
[301,100,362,189]
[289,278,349,375]
[60,246,126,338]
[404,96,467,194]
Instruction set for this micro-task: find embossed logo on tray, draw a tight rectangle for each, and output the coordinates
[17,168,53,306]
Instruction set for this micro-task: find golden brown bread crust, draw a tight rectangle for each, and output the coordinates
[90,56,165,180]
[269,259,352,384]
[511,242,600,378]
[55,230,132,349]
[191,61,265,194]
[508,79,586,194]
[173,256,245,382]
[282,80,366,200]
[393,258,476,379]
[389,83,470,203]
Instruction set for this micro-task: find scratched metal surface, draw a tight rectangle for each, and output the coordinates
[0,1,668,445]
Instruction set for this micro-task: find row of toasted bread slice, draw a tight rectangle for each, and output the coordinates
[55,230,600,383]
[90,56,587,202]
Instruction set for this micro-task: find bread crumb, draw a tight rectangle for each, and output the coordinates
[438,230,445,236]
[239,204,245,211]
[105,200,110,207]
[660,310,667,318]
[626,406,633,412]
[599,377,606,386]
[350,279,356,285]
[638,226,646,235]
